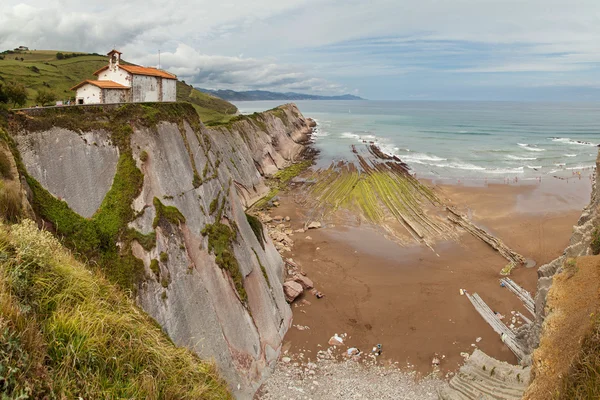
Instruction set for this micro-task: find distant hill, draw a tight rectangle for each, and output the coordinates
[198,88,364,101]
[0,49,237,124]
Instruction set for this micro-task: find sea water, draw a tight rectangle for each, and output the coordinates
[234,100,599,181]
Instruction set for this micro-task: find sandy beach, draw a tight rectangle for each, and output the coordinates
[270,176,591,376]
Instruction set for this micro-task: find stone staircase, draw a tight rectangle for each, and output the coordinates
[438,350,530,400]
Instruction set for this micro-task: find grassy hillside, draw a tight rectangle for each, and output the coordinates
[0,219,231,399]
[0,49,237,124]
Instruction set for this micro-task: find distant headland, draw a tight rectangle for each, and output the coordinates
[198,88,365,101]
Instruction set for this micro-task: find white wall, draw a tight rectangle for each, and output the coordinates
[103,89,130,103]
[98,66,131,87]
[162,79,177,102]
[132,75,159,102]
[75,84,102,104]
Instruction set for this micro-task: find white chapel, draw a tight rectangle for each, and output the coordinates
[71,50,177,105]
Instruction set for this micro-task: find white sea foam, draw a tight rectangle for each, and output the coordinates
[564,154,577,157]
[526,165,542,169]
[506,155,537,161]
[341,132,361,140]
[518,143,546,152]
[403,153,447,162]
[483,167,525,174]
[566,164,595,170]
[431,162,486,171]
[551,137,597,147]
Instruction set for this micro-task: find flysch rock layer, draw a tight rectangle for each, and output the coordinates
[11,103,313,399]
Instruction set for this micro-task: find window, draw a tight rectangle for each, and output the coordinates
[78,99,84,105]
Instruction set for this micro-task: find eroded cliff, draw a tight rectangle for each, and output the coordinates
[5,102,313,398]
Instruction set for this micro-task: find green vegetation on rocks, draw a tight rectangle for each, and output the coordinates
[254,160,313,209]
[152,197,186,229]
[201,222,246,303]
[246,213,265,249]
[0,219,231,399]
[5,103,202,291]
[592,228,600,255]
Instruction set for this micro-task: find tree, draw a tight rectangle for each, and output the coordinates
[35,88,56,106]
[56,52,65,60]
[5,81,27,108]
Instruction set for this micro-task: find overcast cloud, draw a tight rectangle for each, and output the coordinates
[2,0,600,99]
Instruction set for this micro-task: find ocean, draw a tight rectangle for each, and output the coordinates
[234,100,599,181]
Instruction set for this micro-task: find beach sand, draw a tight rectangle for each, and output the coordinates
[275,176,592,376]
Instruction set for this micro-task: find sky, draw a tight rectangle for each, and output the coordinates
[2,0,600,100]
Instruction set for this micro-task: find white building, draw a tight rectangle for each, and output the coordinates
[71,50,177,105]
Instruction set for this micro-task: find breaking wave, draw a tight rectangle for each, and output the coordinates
[550,137,598,147]
[518,143,546,152]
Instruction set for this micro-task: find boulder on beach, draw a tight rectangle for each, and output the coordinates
[294,274,314,290]
[307,221,322,229]
[283,281,303,303]
[307,118,317,128]
[328,334,344,346]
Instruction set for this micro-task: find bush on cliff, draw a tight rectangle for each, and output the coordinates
[0,219,231,399]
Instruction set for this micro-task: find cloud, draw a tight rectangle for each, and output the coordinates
[2,0,600,98]
[134,44,347,93]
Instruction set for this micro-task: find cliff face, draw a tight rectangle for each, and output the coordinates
[7,103,312,398]
[518,150,600,360]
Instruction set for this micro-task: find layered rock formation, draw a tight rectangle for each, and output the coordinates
[6,103,313,398]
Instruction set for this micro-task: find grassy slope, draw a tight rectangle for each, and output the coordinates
[0,219,231,400]
[0,49,237,124]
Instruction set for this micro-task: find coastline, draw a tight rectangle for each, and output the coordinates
[256,133,594,398]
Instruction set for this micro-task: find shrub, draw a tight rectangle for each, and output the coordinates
[35,88,57,106]
[139,150,148,162]
[160,251,168,262]
[150,259,160,278]
[5,81,27,108]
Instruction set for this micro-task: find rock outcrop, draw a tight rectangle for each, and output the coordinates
[7,102,313,399]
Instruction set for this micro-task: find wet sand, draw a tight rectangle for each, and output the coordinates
[276,177,592,375]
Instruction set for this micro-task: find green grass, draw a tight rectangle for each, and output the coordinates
[201,222,246,303]
[177,81,237,125]
[0,219,231,399]
[0,52,108,107]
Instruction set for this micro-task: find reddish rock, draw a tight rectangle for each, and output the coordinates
[283,281,303,303]
[293,274,314,290]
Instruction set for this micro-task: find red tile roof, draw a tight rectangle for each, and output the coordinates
[70,80,130,91]
[93,64,177,79]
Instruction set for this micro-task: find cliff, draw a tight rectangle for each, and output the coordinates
[519,150,600,357]
[4,102,313,398]
[520,150,600,398]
